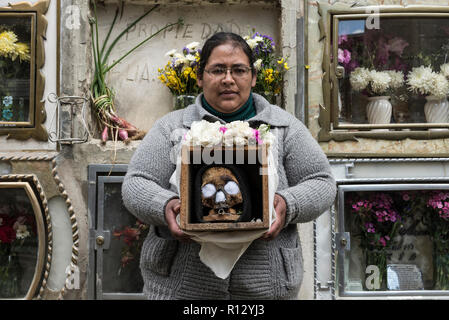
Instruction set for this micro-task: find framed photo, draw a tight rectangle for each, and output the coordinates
[0,0,49,141]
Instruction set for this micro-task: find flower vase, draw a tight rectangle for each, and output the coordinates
[0,254,21,298]
[366,96,392,129]
[433,238,449,290]
[173,95,196,110]
[364,249,387,291]
[424,95,449,127]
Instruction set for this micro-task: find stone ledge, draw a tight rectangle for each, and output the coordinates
[100,0,279,6]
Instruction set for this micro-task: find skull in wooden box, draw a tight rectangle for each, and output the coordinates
[194,165,252,223]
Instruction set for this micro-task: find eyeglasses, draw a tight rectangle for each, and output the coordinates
[204,66,252,79]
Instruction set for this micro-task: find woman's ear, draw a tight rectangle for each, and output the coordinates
[196,73,203,88]
[251,70,257,88]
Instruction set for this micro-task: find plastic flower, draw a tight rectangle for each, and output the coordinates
[0,30,30,62]
[2,109,13,121]
[441,63,449,78]
[350,67,371,92]
[370,70,391,95]
[3,95,13,107]
[338,48,351,65]
[406,66,434,96]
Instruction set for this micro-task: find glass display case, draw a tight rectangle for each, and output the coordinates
[0,177,49,300]
[336,183,449,297]
[318,5,449,141]
[88,165,146,300]
[0,0,49,141]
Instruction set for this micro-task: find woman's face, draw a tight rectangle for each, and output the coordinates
[198,42,256,114]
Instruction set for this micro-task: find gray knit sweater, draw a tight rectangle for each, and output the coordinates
[122,93,336,300]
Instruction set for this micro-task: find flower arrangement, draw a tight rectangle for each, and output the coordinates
[0,201,36,298]
[0,30,30,62]
[348,191,402,290]
[90,2,183,142]
[406,65,449,99]
[158,42,201,97]
[113,219,149,273]
[426,190,449,290]
[183,120,275,147]
[338,30,409,74]
[245,30,290,104]
[349,67,404,97]
[0,28,30,123]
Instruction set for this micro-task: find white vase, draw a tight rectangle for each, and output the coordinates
[366,96,392,125]
[424,95,449,124]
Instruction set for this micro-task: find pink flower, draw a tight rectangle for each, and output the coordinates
[253,129,262,144]
[402,193,410,201]
[379,237,387,247]
[338,48,351,65]
[338,35,348,45]
[387,37,409,56]
[219,126,228,134]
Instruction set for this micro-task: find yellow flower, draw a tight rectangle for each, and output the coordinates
[283,62,289,70]
[0,31,17,58]
[15,42,30,62]
[183,66,192,79]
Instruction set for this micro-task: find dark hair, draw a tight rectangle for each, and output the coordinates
[198,32,255,80]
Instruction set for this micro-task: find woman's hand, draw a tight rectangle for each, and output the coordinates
[165,198,191,242]
[261,194,287,241]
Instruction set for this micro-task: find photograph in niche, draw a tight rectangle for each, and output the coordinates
[0,13,34,126]
[344,189,449,292]
[336,16,449,126]
[0,187,38,299]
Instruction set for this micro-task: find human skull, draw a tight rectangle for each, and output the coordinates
[201,167,243,219]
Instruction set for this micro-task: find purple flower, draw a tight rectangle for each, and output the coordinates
[338,35,348,45]
[338,48,351,65]
[219,126,227,134]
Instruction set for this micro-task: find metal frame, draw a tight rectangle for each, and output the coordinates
[0,0,50,141]
[47,93,90,144]
[336,182,449,298]
[0,176,51,300]
[87,164,145,300]
[314,157,449,299]
[317,3,449,142]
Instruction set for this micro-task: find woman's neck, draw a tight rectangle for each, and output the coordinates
[201,93,256,123]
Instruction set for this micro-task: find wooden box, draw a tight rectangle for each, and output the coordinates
[180,144,270,231]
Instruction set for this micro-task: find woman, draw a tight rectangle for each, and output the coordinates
[122,32,336,299]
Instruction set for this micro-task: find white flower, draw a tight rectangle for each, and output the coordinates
[183,120,274,148]
[407,66,435,96]
[184,120,223,147]
[429,73,449,98]
[350,67,370,92]
[370,70,391,95]
[13,222,30,239]
[224,121,254,145]
[185,54,196,62]
[386,70,404,89]
[246,38,258,49]
[165,49,177,57]
[246,36,264,49]
[173,53,189,67]
[440,63,449,78]
[254,59,263,70]
[186,42,200,51]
